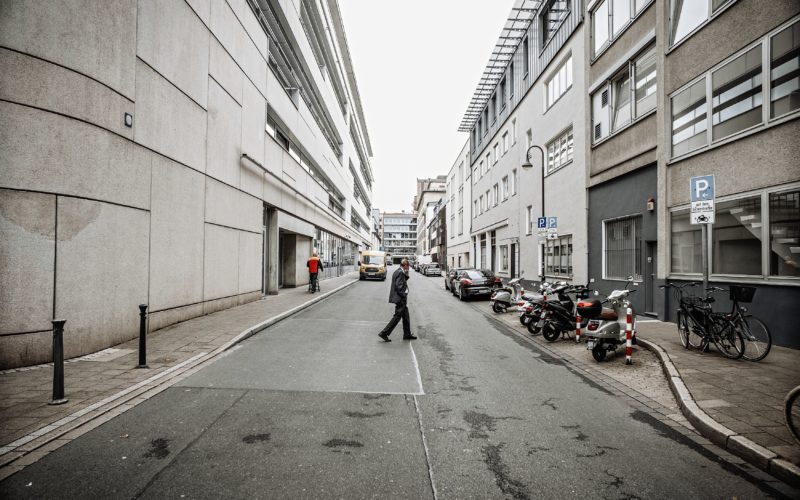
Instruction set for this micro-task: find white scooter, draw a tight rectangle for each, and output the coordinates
[579,278,638,362]
[490,273,525,313]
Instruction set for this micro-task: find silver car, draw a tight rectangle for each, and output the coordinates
[424,265,441,277]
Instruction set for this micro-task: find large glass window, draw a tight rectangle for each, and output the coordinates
[542,0,570,46]
[545,235,573,277]
[671,78,708,156]
[770,20,800,119]
[671,0,733,45]
[605,216,642,280]
[546,127,574,174]
[612,68,632,131]
[611,0,631,37]
[769,189,800,277]
[634,46,657,116]
[501,246,509,271]
[592,0,609,56]
[712,196,762,275]
[546,55,573,109]
[670,210,702,274]
[711,45,763,141]
[526,205,533,234]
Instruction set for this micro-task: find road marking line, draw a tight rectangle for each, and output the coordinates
[414,394,438,500]
[410,343,425,396]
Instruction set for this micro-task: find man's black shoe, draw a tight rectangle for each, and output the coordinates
[403,335,418,340]
[378,333,391,342]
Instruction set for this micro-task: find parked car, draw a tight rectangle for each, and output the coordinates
[423,264,441,277]
[479,268,503,289]
[452,269,494,300]
[445,267,473,291]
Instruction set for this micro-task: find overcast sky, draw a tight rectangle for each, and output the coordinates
[338,0,514,213]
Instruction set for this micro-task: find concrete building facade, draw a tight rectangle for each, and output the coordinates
[413,176,446,260]
[381,212,417,264]
[0,0,375,368]
[445,141,472,270]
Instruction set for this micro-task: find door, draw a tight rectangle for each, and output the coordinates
[510,243,516,278]
[645,241,657,314]
[262,205,269,295]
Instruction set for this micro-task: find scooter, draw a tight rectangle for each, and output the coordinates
[580,278,638,362]
[490,272,525,313]
[538,284,593,341]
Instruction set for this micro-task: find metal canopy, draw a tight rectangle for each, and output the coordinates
[458,0,542,133]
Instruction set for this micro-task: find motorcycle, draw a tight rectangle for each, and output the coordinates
[580,278,638,362]
[518,282,556,330]
[536,284,593,341]
[490,273,525,313]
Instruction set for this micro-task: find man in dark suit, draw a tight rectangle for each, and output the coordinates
[378,259,417,342]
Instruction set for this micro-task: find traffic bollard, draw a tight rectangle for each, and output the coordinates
[137,304,149,369]
[625,307,633,365]
[575,313,581,342]
[49,319,68,405]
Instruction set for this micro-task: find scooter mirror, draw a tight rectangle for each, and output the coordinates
[594,290,599,296]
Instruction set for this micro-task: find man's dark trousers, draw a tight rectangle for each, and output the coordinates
[380,300,410,337]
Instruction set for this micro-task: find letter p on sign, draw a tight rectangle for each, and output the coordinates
[690,175,715,202]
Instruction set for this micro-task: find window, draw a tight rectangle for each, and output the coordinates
[770,189,800,277]
[511,169,517,195]
[499,78,507,108]
[612,68,632,131]
[486,190,490,209]
[486,153,491,170]
[611,0,631,37]
[459,209,464,235]
[501,246,509,271]
[479,160,485,177]
[479,195,484,213]
[592,44,656,142]
[546,127,574,174]
[711,45,762,141]
[523,37,529,75]
[592,0,609,56]
[459,187,463,208]
[526,205,533,234]
[634,46,657,116]
[670,209,702,274]
[604,216,642,280]
[502,176,509,200]
[493,184,499,206]
[526,129,533,149]
[474,200,478,217]
[545,235,573,277]
[671,78,708,155]
[541,0,569,46]
[545,55,573,109]
[493,144,499,164]
[509,64,515,97]
[473,166,479,184]
[771,21,800,119]
[512,119,517,144]
[670,0,733,46]
[712,196,762,275]
[491,94,497,122]
[502,132,509,154]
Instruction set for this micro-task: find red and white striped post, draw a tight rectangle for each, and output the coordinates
[575,313,582,342]
[625,307,633,365]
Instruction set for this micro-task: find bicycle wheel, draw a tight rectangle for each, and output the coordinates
[677,310,690,348]
[710,319,745,359]
[738,316,772,362]
[785,385,800,446]
[681,309,705,350]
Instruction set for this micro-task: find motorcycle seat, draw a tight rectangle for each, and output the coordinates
[599,308,618,321]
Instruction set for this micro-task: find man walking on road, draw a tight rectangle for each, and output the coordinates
[378,258,417,342]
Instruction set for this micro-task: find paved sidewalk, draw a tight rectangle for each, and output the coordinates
[0,272,359,478]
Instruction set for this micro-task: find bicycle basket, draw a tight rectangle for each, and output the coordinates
[729,285,756,303]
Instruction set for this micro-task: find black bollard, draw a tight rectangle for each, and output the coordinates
[49,319,68,405]
[136,304,149,368]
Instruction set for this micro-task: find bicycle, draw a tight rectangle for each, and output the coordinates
[785,385,800,446]
[661,282,745,359]
[711,284,771,362]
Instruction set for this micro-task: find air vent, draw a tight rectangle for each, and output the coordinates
[601,89,609,107]
[594,123,602,140]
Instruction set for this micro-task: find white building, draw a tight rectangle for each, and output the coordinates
[445,141,472,269]
[0,0,374,368]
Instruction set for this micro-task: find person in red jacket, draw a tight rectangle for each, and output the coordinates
[307,252,323,293]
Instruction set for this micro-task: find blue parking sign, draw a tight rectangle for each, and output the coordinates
[547,217,558,229]
[537,217,547,229]
[690,175,715,202]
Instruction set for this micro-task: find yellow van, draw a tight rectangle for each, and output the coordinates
[359,250,387,281]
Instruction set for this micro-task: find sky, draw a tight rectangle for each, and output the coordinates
[338,0,514,213]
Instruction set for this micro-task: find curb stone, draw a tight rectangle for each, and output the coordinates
[0,277,359,477]
[637,338,800,488]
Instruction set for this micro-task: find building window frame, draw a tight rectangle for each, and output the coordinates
[545,54,573,110]
[526,205,533,235]
[591,0,655,60]
[546,126,574,175]
[669,18,800,161]
[668,0,737,49]
[602,214,643,281]
[544,234,573,278]
[540,0,571,50]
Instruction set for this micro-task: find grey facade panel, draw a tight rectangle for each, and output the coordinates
[591,113,658,177]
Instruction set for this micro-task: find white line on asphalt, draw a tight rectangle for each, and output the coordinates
[410,343,425,396]
[413,395,438,500]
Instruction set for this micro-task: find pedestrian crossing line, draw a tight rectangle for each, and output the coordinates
[410,343,426,396]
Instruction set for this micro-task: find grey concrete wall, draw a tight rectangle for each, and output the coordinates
[590,114,657,179]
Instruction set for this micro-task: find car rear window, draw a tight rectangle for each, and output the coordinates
[465,270,485,280]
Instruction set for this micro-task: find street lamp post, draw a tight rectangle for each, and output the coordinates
[522,145,546,284]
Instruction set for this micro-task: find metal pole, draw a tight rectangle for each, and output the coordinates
[701,224,709,294]
[137,304,149,368]
[49,319,68,405]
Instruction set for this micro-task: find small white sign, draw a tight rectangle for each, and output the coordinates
[691,200,715,224]
[547,227,557,233]
[546,233,558,240]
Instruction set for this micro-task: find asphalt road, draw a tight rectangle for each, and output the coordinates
[1,270,795,499]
